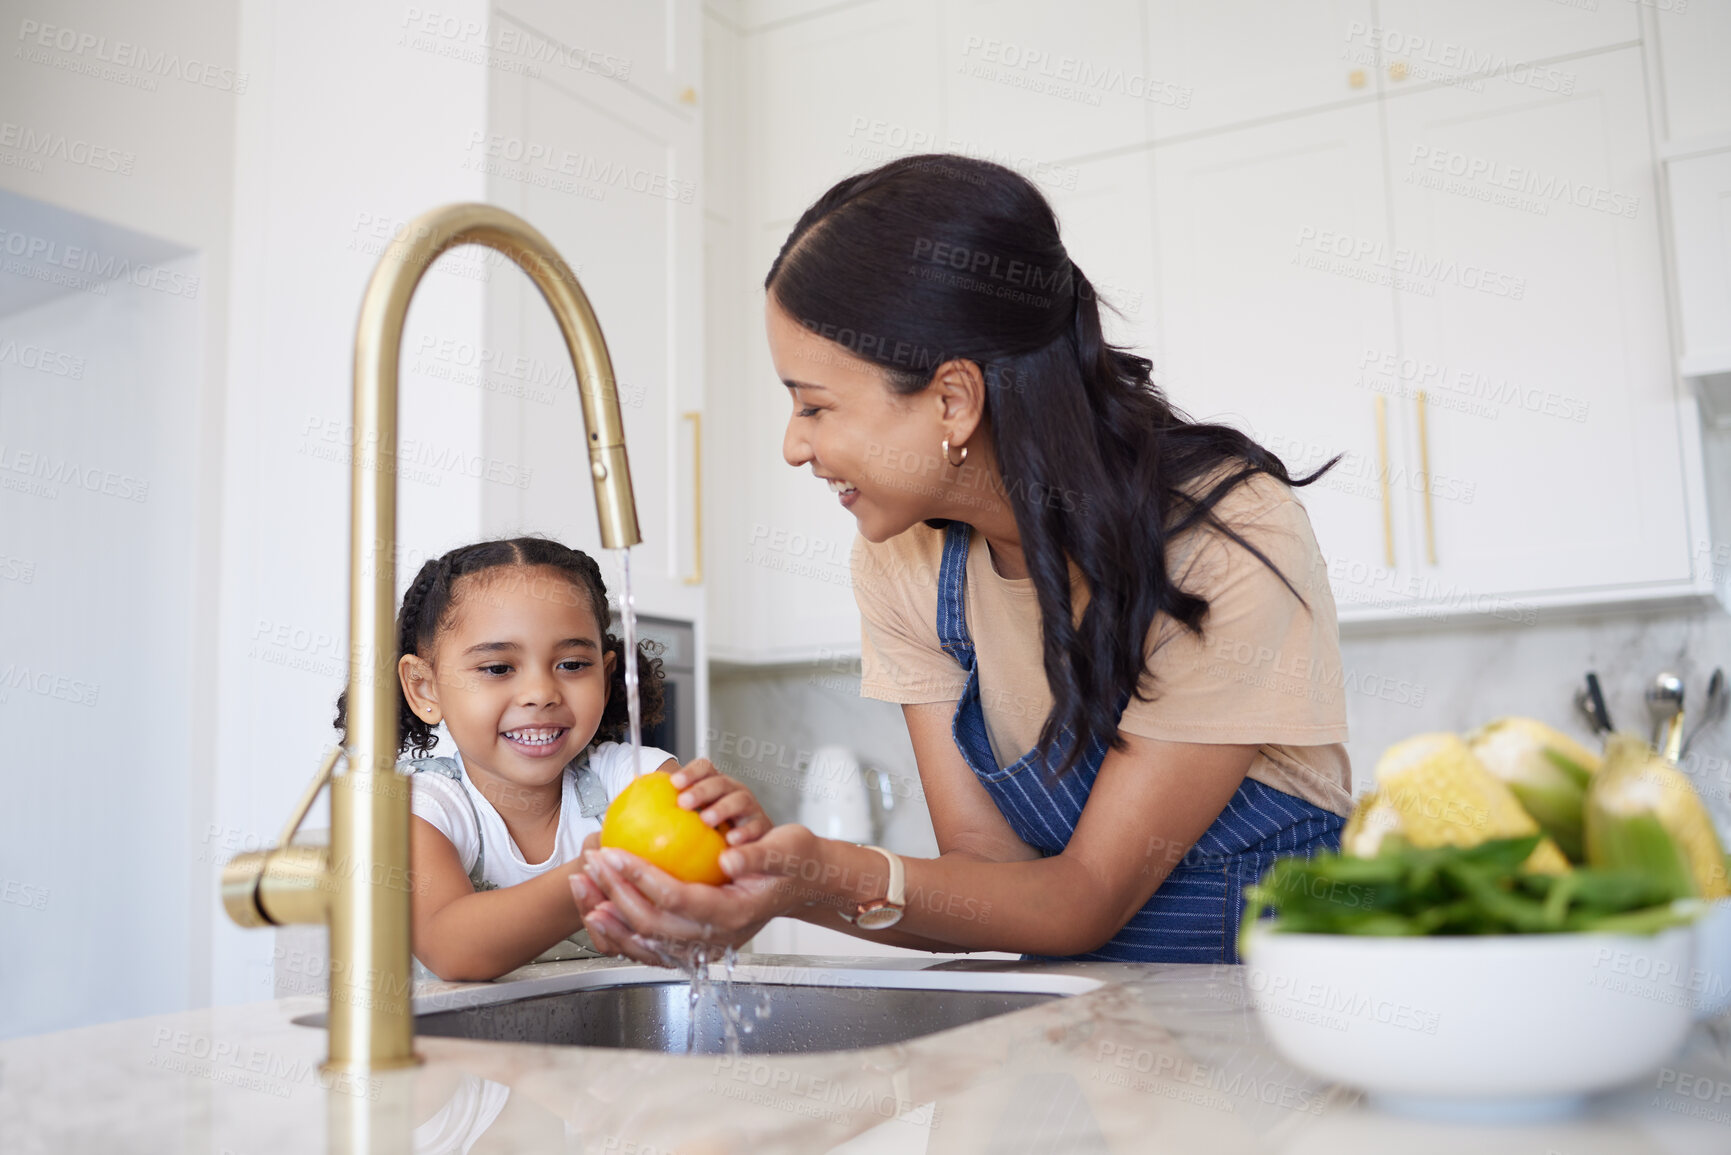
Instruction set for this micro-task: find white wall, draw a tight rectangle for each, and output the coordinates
[0,0,237,1037]
[0,251,203,1037]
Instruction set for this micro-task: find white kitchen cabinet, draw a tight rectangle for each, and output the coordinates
[1149,46,1713,623]
[1667,148,1731,391]
[1372,0,1639,82]
[941,0,1148,161]
[1148,104,1415,614]
[1650,0,1731,144]
[746,0,945,227]
[481,2,705,627]
[491,0,702,112]
[1379,47,1708,609]
[1145,0,1380,140]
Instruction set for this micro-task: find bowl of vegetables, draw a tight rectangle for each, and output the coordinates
[1240,723,1729,1122]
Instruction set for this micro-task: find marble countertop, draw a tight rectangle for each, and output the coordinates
[3,953,1729,1154]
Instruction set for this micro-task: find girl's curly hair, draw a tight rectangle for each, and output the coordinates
[333,536,666,757]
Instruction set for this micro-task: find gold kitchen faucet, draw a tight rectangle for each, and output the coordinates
[221,204,641,1072]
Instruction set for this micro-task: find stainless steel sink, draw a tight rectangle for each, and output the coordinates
[294,962,1101,1055]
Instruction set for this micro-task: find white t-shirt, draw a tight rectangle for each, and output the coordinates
[409,741,671,890]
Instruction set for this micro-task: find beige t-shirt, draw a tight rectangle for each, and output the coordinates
[851,470,1354,817]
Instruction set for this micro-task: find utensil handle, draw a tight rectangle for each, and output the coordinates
[1681,668,1725,757]
[1585,672,1614,735]
[1663,711,1685,763]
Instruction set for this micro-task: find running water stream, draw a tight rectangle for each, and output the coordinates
[614,548,643,777]
[613,548,768,1053]
[638,940,772,1054]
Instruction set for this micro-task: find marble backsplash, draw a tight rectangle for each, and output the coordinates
[710,602,1731,848]
[709,662,946,858]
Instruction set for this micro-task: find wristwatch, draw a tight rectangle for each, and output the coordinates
[837,845,906,930]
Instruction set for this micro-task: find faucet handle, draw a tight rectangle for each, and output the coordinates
[221,746,345,929]
[279,745,344,847]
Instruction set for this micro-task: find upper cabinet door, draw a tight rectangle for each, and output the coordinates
[941,0,1150,160]
[1145,0,1378,140]
[495,0,701,113]
[1372,0,1639,75]
[1150,104,1414,614]
[749,0,944,226]
[1668,149,1731,378]
[482,10,704,624]
[1381,48,1692,602]
[1651,0,1731,143]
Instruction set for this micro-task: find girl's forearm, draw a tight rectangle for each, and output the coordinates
[417,866,587,981]
[784,841,1108,957]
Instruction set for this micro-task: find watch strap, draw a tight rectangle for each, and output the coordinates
[863,845,905,906]
[836,845,905,924]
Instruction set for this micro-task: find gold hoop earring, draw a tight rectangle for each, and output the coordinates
[942,438,968,468]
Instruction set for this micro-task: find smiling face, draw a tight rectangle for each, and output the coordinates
[768,297,992,543]
[398,565,615,792]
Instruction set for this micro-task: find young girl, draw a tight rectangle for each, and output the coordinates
[334,536,768,981]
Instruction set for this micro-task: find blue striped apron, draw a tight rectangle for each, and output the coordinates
[935,522,1343,963]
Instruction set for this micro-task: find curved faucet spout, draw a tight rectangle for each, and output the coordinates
[223,204,642,1074]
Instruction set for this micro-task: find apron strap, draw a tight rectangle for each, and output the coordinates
[570,748,611,818]
[936,521,976,668]
[403,755,489,890]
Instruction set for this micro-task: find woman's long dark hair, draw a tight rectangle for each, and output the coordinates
[334,537,665,758]
[766,154,1334,782]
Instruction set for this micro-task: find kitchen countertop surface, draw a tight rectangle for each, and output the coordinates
[3,953,1729,1154]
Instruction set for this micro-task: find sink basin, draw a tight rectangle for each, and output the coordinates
[294,962,1101,1055]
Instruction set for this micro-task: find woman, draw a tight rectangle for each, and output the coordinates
[572,154,1352,964]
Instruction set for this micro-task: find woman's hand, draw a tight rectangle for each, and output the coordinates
[667,758,773,845]
[569,824,822,966]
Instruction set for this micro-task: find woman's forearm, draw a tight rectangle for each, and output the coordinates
[783,840,1109,957]
[416,866,587,981]
[787,890,1000,953]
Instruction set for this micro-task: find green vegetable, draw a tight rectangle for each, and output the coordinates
[1242,837,1690,947]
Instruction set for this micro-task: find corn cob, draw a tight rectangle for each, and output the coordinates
[1584,732,1729,900]
[1466,717,1599,863]
[1343,732,1572,874]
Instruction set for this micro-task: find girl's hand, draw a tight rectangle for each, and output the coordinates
[569,824,820,965]
[668,757,773,846]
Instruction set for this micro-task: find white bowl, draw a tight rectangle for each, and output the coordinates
[1688,897,1731,1021]
[1241,923,1698,1121]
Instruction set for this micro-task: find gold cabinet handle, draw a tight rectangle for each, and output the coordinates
[1416,391,1437,565]
[682,411,703,584]
[1375,396,1395,567]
